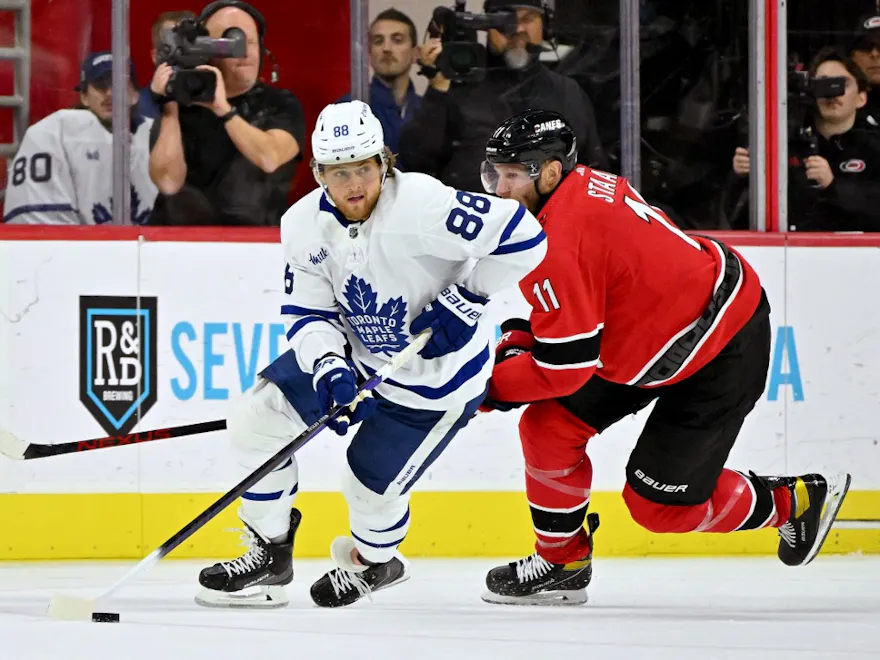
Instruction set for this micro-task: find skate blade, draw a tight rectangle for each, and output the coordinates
[481,588,588,606]
[194,585,289,609]
[802,473,852,566]
[372,572,411,596]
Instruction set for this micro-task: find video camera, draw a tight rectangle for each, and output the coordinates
[427,1,518,83]
[155,17,247,105]
[788,61,847,158]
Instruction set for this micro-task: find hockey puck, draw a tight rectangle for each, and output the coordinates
[91,612,120,623]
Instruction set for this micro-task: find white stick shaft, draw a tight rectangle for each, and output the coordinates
[376,331,430,380]
[96,549,162,602]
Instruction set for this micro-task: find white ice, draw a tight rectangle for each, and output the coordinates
[0,557,878,660]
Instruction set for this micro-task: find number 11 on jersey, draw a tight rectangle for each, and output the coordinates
[533,278,561,312]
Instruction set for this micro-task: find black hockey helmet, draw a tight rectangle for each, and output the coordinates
[481,109,577,194]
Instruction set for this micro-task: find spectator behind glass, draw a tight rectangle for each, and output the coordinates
[148,1,305,226]
[848,15,880,126]
[340,8,421,162]
[733,48,880,232]
[4,52,157,225]
[138,10,198,120]
[399,0,606,193]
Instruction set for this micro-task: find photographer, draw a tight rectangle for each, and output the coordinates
[399,0,606,192]
[138,10,197,119]
[733,48,880,232]
[848,15,880,125]
[148,1,305,226]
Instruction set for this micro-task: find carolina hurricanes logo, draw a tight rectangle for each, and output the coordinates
[864,16,880,29]
[840,159,866,173]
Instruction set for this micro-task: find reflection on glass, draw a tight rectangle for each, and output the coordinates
[1,1,158,226]
[554,0,752,230]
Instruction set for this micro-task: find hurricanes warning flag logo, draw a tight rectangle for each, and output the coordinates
[340,275,408,356]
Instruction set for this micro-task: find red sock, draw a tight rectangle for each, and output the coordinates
[520,401,597,563]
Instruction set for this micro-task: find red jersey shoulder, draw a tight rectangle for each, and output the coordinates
[550,166,628,207]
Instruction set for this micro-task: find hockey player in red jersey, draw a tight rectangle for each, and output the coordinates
[478,109,852,606]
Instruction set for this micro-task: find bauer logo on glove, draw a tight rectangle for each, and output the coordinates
[410,283,489,359]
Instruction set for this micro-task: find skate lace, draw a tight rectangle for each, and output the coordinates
[221,528,267,577]
[515,554,554,583]
[328,568,371,599]
[778,521,797,549]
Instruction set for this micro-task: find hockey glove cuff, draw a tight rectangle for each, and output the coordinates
[495,318,535,364]
[410,284,488,359]
[313,354,376,435]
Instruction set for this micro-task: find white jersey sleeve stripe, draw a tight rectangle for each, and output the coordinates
[3,203,76,223]
[535,324,605,343]
[534,357,600,371]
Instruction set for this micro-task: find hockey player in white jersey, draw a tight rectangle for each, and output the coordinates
[196,100,546,609]
[3,52,157,225]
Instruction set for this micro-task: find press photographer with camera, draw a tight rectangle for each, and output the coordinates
[399,0,605,192]
[733,48,880,232]
[148,0,305,226]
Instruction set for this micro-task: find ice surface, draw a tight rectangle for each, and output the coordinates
[0,557,877,660]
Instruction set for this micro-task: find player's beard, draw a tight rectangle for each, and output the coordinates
[336,185,382,222]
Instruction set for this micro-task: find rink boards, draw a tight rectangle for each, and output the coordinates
[0,229,878,559]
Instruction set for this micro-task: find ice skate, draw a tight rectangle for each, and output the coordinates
[195,508,302,609]
[482,513,599,606]
[754,472,852,566]
[309,536,410,608]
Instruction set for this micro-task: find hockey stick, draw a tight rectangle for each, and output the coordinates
[0,420,227,461]
[46,330,431,621]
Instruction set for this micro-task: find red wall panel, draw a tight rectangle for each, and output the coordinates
[90,0,351,204]
[0,0,348,209]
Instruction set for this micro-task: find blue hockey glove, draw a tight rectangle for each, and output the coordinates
[312,354,377,435]
[410,284,488,359]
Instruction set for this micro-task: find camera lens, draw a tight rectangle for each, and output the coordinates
[447,45,479,73]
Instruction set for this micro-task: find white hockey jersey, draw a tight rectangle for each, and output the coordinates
[280,170,547,411]
[3,109,157,225]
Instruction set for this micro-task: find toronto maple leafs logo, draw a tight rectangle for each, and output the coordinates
[340,275,408,356]
[92,185,152,225]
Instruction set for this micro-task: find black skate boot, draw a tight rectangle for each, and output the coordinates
[483,513,599,606]
[310,536,410,608]
[753,472,852,566]
[195,508,302,609]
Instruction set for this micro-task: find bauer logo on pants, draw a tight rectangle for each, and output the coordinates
[79,296,158,435]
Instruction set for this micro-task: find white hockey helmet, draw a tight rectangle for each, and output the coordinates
[311,101,390,203]
[312,100,387,166]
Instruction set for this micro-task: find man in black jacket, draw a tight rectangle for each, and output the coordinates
[733,49,880,231]
[148,2,305,226]
[399,0,606,192]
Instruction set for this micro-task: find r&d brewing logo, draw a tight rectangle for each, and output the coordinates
[79,296,158,435]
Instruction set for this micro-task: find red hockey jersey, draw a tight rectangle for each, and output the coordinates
[489,167,763,404]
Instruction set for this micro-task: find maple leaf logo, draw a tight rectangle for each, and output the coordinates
[92,201,113,224]
[91,184,153,225]
[340,275,408,356]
